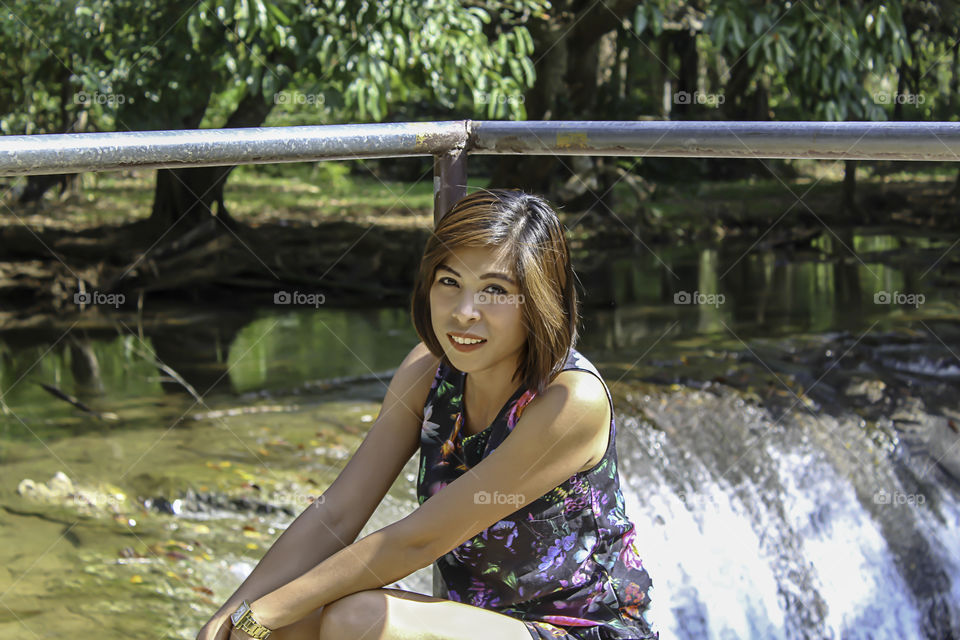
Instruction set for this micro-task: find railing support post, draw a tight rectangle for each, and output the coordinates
[433,147,468,227]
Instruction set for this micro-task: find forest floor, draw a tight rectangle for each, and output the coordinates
[1,160,958,323]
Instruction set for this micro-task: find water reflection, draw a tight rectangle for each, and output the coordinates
[0,228,957,639]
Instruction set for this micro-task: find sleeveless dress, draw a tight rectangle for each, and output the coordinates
[416,347,658,640]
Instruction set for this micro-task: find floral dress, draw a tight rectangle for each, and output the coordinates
[416,348,657,640]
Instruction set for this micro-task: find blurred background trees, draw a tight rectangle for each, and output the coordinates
[2,0,958,240]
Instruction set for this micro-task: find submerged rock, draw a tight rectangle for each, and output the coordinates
[16,471,129,517]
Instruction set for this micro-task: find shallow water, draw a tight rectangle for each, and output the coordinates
[1,228,958,639]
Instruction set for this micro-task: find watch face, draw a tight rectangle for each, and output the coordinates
[231,603,249,624]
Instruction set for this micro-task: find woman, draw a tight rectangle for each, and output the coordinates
[197,190,656,640]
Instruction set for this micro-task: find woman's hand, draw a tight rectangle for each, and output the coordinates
[195,607,235,640]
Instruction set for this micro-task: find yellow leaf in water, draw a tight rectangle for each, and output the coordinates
[243,530,262,538]
[258,448,269,456]
[245,543,258,549]
[192,524,211,535]
[130,575,143,584]
[166,571,178,578]
[218,461,232,468]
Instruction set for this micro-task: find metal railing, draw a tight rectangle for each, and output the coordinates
[3,120,960,226]
[4,118,960,599]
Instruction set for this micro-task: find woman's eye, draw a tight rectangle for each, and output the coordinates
[435,278,507,296]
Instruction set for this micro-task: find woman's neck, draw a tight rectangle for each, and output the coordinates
[462,366,523,434]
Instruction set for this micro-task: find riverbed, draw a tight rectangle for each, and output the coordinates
[1,229,958,639]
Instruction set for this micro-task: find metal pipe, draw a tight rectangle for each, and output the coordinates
[433,148,468,227]
[468,121,960,161]
[0,121,470,176]
[5,121,960,178]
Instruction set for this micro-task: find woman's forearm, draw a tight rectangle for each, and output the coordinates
[249,520,433,630]
[222,499,359,609]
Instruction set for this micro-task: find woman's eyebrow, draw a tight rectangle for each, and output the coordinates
[437,263,516,285]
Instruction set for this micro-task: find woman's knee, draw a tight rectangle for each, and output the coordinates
[268,605,327,640]
[317,590,388,640]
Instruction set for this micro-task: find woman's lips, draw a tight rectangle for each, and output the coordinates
[448,333,487,352]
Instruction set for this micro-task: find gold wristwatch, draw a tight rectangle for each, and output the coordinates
[229,600,273,639]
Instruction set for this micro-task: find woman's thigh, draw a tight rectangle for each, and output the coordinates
[272,587,533,640]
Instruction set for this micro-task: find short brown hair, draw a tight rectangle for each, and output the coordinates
[410,189,580,393]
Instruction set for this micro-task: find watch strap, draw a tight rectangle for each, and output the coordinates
[233,601,273,640]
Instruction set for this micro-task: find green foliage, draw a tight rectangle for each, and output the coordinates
[699,0,906,121]
[1,0,548,136]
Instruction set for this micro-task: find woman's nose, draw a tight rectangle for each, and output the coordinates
[453,291,480,320]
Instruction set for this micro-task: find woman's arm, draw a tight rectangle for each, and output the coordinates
[248,370,610,630]
[202,342,439,633]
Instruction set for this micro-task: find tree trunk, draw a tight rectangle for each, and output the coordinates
[893,63,906,121]
[488,0,635,196]
[950,39,959,112]
[843,160,859,216]
[670,29,699,118]
[145,90,277,236]
[17,174,77,204]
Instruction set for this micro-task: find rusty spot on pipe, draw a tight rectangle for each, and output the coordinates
[557,132,589,150]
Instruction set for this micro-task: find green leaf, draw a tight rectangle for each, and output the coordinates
[261,68,277,97]
[651,6,663,36]
[748,39,761,67]
[467,6,490,24]
[634,6,648,35]
[731,16,745,49]
[520,56,535,87]
[714,14,727,49]
[253,0,268,32]
[507,56,523,85]
[266,3,289,25]
[236,0,250,39]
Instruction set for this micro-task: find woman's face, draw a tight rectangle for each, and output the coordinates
[430,245,528,374]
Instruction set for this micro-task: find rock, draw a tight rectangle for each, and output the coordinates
[48,471,74,495]
[845,379,887,404]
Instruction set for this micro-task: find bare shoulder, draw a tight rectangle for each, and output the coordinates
[386,341,442,421]
[540,369,611,472]
[549,368,609,399]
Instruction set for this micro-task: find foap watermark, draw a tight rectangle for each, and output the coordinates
[74,290,125,308]
[477,92,525,106]
[274,290,326,308]
[74,91,126,106]
[275,92,325,107]
[71,491,127,511]
[874,92,926,105]
[873,489,925,506]
[474,292,524,307]
[874,290,924,308]
[674,90,725,107]
[474,490,525,506]
[673,290,725,308]
[273,491,327,508]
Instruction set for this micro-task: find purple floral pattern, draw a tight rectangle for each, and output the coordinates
[417,348,656,639]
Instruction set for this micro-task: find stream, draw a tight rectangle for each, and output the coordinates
[1,227,958,639]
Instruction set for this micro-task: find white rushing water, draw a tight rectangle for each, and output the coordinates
[620,395,960,640]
